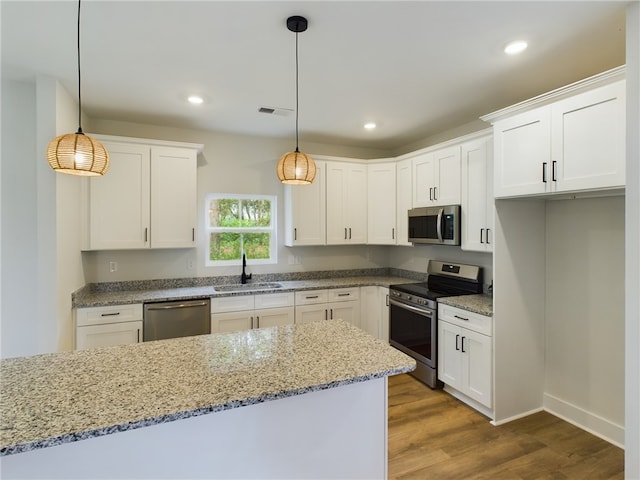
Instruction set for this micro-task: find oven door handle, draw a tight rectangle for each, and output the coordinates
[436,208,444,242]
[389,299,434,318]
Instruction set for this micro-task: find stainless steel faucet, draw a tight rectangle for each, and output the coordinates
[241,253,252,284]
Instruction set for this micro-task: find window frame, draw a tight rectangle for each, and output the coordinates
[204,193,277,267]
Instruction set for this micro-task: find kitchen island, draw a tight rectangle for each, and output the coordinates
[0,320,414,479]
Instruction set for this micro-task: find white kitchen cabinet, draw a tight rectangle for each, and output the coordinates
[395,158,413,246]
[284,160,326,246]
[75,304,143,350]
[438,304,493,409]
[211,293,295,333]
[550,80,625,192]
[367,162,397,245]
[295,288,361,328]
[412,146,461,207]
[82,135,202,250]
[326,162,367,244]
[489,76,625,198]
[461,135,494,252]
[360,286,389,341]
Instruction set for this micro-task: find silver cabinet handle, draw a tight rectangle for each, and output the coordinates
[480,228,485,243]
[454,314,469,321]
[429,187,433,201]
[433,186,438,200]
[386,294,389,307]
[392,228,395,240]
[101,312,121,317]
[349,228,352,240]
[344,228,348,240]
[192,228,195,241]
[486,228,491,245]
[144,227,148,242]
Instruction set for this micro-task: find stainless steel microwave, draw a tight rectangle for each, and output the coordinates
[408,205,461,245]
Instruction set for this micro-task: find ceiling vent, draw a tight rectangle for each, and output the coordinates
[258,106,293,116]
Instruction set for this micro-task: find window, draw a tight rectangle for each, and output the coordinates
[205,194,277,266]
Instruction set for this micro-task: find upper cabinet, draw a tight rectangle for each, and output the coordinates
[81,135,202,250]
[484,67,626,199]
[412,145,461,207]
[461,135,493,252]
[284,160,326,246]
[395,159,413,246]
[367,162,397,245]
[326,161,367,244]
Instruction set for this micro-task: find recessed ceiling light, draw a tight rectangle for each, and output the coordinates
[187,95,204,105]
[504,40,528,55]
[364,122,377,130]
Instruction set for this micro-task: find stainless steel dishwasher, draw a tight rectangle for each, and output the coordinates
[143,298,211,341]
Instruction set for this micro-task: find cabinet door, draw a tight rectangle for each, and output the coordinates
[395,159,413,246]
[345,164,368,244]
[211,311,252,333]
[86,143,150,250]
[76,321,143,350]
[360,286,389,341]
[433,146,461,206]
[461,137,492,252]
[367,163,397,245]
[284,161,326,246]
[463,329,493,408]
[493,106,551,198]
[551,81,626,192]
[150,147,197,248]
[295,304,328,325]
[412,153,436,207]
[328,300,361,329]
[326,162,348,244]
[255,307,295,329]
[438,321,463,390]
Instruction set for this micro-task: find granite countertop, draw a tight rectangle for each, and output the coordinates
[73,275,417,308]
[438,294,493,316]
[0,320,415,456]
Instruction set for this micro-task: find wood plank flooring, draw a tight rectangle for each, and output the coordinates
[388,374,624,479]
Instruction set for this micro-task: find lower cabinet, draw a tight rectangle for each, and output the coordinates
[438,304,493,409]
[75,304,143,350]
[360,286,389,341]
[211,293,295,333]
[295,288,361,328]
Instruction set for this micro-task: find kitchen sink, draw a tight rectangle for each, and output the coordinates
[212,282,282,292]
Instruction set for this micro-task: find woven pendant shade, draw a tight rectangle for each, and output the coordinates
[47,132,109,176]
[276,150,316,185]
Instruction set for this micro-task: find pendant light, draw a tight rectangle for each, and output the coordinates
[46,0,109,176]
[276,16,316,185]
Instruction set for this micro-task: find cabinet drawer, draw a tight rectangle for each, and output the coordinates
[211,295,254,313]
[254,292,294,310]
[76,304,143,327]
[76,321,143,350]
[438,304,492,336]
[295,290,329,305]
[328,287,360,303]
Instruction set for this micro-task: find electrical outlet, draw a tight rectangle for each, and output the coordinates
[109,261,118,273]
[187,259,194,270]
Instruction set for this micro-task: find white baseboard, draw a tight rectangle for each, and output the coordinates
[491,407,544,426]
[543,393,625,448]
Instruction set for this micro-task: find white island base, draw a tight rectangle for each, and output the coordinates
[1,377,387,479]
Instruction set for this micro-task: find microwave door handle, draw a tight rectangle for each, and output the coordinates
[436,208,444,242]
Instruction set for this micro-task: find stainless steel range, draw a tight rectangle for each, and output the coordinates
[389,260,483,388]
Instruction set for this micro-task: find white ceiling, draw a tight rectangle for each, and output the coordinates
[1,1,627,152]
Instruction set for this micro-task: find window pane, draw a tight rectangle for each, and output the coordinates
[209,199,241,228]
[243,233,270,259]
[209,232,241,261]
[240,200,271,227]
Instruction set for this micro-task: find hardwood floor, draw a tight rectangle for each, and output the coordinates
[388,374,624,480]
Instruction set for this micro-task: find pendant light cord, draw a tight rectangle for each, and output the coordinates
[294,29,299,153]
[76,0,84,135]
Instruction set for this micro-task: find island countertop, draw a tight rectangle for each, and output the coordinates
[0,320,415,456]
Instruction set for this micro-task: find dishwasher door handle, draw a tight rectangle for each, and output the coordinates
[145,301,210,311]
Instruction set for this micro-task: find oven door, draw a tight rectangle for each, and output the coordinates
[389,298,436,369]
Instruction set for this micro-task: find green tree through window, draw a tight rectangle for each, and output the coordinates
[206,194,276,265]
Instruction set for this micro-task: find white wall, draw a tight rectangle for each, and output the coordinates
[54,82,86,352]
[1,80,39,358]
[544,196,625,446]
[82,118,393,283]
[625,2,640,477]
